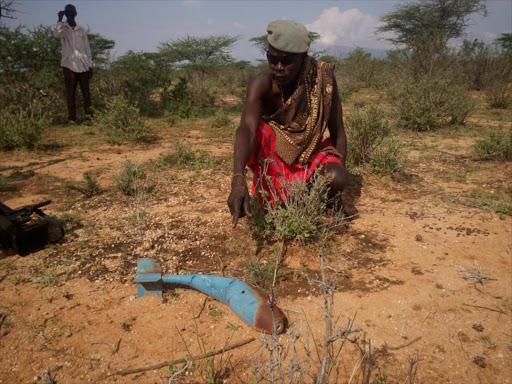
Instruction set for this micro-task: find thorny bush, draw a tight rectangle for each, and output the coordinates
[0,99,49,150]
[388,75,475,131]
[114,160,146,196]
[344,105,404,175]
[473,128,512,162]
[96,96,154,144]
[249,170,345,244]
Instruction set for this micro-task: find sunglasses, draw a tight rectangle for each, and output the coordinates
[266,52,294,66]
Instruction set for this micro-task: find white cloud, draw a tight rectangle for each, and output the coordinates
[307,7,383,48]
[182,0,200,9]
[482,31,498,42]
[233,22,246,29]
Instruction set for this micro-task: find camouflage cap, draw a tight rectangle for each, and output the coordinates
[267,19,310,53]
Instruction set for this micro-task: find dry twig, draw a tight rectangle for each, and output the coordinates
[462,303,506,314]
[405,355,423,384]
[459,260,495,286]
[116,337,255,376]
[44,368,57,384]
[193,297,208,319]
[113,337,122,355]
[384,336,423,351]
[167,360,191,384]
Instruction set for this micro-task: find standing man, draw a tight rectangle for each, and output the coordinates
[227,19,348,227]
[54,4,93,124]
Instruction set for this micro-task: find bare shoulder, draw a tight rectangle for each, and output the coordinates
[246,69,273,98]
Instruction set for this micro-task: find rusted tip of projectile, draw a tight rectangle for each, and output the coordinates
[251,285,287,334]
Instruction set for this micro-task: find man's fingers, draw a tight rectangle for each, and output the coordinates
[232,204,240,228]
[243,193,251,217]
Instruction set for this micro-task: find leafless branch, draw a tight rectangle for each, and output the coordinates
[0,0,17,21]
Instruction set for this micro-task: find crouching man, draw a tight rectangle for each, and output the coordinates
[227,19,348,227]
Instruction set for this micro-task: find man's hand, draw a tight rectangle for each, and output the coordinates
[227,177,251,227]
[58,11,65,21]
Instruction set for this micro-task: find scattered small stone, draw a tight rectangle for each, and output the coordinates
[500,214,506,220]
[473,356,487,368]
[472,323,484,332]
[415,234,423,242]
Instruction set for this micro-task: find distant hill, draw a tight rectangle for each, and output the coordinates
[320,45,389,59]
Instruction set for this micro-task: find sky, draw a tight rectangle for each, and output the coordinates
[4,0,512,62]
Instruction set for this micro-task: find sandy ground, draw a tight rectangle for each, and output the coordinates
[0,110,511,384]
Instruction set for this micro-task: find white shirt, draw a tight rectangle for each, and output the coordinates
[53,22,93,73]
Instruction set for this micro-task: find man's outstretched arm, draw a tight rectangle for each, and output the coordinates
[227,75,267,227]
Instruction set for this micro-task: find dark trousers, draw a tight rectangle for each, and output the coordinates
[62,67,92,121]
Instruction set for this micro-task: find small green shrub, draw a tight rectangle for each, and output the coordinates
[156,142,215,170]
[211,112,232,128]
[457,41,512,109]
[59,212,83,227]
[249,172,344,243]
[35,272,59,289]
[335,75,364,102]
[167,77,200,119]
[473,128,512,161]
[341,47,376,86]
[97,96,153,144]
[170,76,190,101]
[64,171,101,197]
[169,101,197,119]
[345,106,391,166]
[0,101,49,150]
[114,160,145,196]
[239,257,281,290]
[389,75,475,131]
[369,138,404,174]
[486,84,511,109]
[110,51,167,117]
[462,188,512,216]
[496,204,512,216]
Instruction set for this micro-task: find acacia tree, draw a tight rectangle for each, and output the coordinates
[87,32,115,67]
[377,0,487,74]
[497,33,512,55]
[158,34,239,70]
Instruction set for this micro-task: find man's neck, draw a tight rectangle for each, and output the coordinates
[67,19,77,27]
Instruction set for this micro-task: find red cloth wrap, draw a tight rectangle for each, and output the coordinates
[247,122,342,204]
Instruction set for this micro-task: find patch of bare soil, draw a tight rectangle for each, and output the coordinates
[1,117,511,383]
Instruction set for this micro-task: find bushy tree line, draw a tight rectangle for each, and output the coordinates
[1,0,511,152]
[0,24,257,149]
